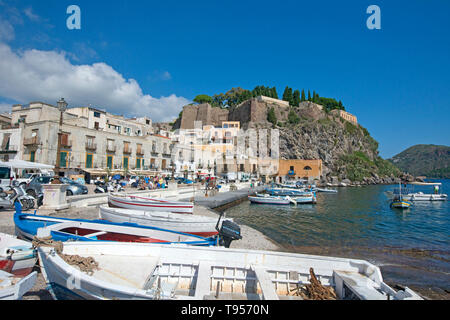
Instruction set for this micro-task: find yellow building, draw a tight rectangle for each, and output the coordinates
[331,110,358,125]
[277,159,323,182]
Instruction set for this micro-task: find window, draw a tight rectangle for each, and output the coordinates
[290,166,294,171]
[107,155,113,169]
[30,151,36,162]
[0,167,11,179]
[136,158,141,169]
[86,153,93,168]
[123,157,129,169]
[93,111,101,118]
[304,166,312,170]
[94,122,99,130]
[60,151,68,167]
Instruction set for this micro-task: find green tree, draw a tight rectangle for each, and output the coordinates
[193,94,212,104]
[293,90,300,107]
[301,89,306,102]
[288,109,300,124]
[307,90,311,101]
[271,87,278,99]
[267,107,277,126]
[212,94,225,108]
[282,86,293,105]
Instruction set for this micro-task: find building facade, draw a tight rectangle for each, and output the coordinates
[6,102,172,178]
[277,159,323,182]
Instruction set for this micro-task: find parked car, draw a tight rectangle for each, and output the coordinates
[177,178,194,185]
[59,177,89,196]
[25,176,53,199]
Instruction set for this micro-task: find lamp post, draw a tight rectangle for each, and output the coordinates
[54,98,68,178]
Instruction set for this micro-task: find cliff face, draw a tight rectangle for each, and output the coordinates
[276,104,403,183]
[171,99,404,183]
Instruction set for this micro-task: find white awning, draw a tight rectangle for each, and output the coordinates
[0,159,54,170]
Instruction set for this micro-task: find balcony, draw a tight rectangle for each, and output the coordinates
[123,147,133,155]
[59,136,72,148]
[151,150,159,156]
[0,145,18,153]
[85,142,97,151]
[106,144,116,153]
[136,148,145,156]
[23,136,40,146]
[162,153,171,158]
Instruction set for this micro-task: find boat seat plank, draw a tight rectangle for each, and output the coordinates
[334,271,386,300]
[84,231,108,238]
[194,261,212,299]
[253,266,279,300]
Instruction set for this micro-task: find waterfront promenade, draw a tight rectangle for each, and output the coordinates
[0,182,279,300]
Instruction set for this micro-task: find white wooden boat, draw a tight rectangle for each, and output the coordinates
[249,194,291,205]
[100,205,231,237]
[108,194,194,214]
[315,188,338,193]
[0,270,37,300]
[0,232,37,277]
[37,242,423,300]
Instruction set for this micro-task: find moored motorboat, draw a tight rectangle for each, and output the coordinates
[100,205,230,237]
[0,270,37,300]
[0,233,37,277]
[37,241,423,300]
[249,194,291,205]
[108,194,194,214]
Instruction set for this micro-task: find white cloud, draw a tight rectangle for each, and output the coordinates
[24,7,41,22]
[0,42,190,122]
[0,20,15,41]
[0,103,11,114]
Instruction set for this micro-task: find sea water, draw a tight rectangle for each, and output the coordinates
[225,179,450,298]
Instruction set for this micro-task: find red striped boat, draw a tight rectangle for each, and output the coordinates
[108,194,194,214]
[0,233,37,278]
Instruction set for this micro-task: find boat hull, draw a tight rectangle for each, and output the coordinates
[248,196,290,205]
[37,242,423,300]
[108,195,194,214]
[402,194,447,201]
[99,206,221,237]
[0,233,37,277]
[0,271,37,300]
[14,213,217,247]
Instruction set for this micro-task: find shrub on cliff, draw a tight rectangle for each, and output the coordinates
[267,107,277,126]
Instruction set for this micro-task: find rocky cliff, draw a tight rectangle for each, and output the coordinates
[169,99,408,184]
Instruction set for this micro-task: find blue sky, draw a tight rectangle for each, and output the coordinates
[0,0,449,158]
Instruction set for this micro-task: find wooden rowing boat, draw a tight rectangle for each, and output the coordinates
[0,270,37,300]
[14,212,219,246]
[99,205,230,237]
[108,194,194,214]
[37,242,423,300]
[0,233,37,277]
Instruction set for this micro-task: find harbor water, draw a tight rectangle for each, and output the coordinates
[225,180,450,298]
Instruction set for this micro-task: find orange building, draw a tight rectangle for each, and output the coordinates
[277,159,323,182]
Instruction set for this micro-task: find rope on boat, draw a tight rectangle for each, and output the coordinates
[291,268,337,300]
[59,254,99,276]
[32,236,99,275]
[32,236,63,254]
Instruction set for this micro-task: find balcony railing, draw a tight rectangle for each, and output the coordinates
[23,136,40,146]
[85,142,97,151]
[60,137,72,148]
[136,149,144,156]
[0,145,18,153]
[123,147,133,154]
[106,144,116,152]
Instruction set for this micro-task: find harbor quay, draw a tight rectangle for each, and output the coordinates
[0,182,280,300]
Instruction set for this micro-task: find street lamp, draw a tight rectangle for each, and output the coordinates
[55,98,68,177]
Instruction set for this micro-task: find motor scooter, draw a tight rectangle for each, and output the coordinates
[0,180,36,210]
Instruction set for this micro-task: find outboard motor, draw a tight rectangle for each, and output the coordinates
[215,212,242,248]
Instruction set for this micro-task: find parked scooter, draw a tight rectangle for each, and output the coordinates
[94,181,124,193]
[0,180,36,210]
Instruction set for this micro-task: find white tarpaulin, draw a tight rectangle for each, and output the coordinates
[0,160,54,170]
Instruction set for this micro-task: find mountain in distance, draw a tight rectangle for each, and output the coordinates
[389,144,450,178]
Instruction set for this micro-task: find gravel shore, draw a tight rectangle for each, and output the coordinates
[1,203,280,300]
